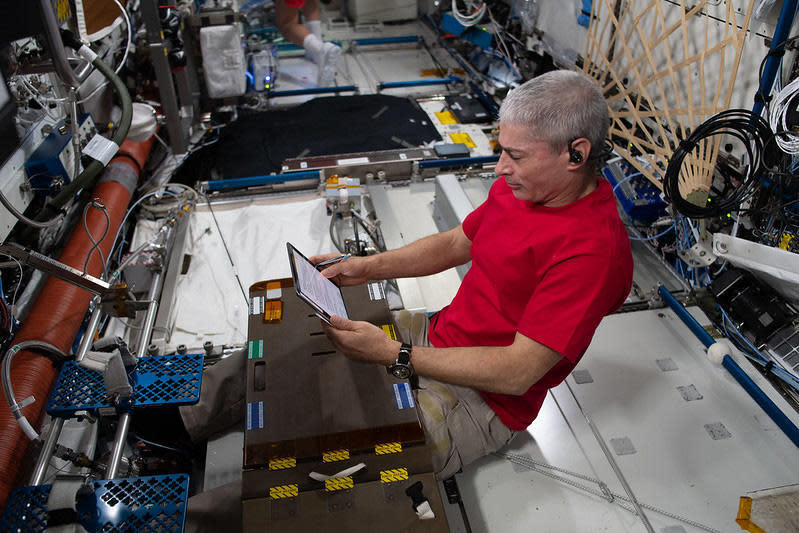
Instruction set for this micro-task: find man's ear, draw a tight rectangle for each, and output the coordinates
[567,138,592,167]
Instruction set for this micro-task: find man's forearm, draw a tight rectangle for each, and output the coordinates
[412,344,528,394]
[365,226,471,280]
[378,340,553,396]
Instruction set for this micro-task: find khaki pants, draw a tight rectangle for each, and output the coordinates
[393,310,516,480]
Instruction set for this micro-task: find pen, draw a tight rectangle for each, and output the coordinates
[315,254,351,269]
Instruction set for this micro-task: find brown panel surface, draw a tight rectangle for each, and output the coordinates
[78,0,128,36]
[244,280,424,468]
[242,278,446,531]
[241,443,433,500]
[243,472,449,533]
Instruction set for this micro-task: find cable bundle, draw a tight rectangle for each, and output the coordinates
[663,109,773,218]
[451,0,486,27]
[768,75,799,154]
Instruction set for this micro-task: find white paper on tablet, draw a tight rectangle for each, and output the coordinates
[287,243,348,322]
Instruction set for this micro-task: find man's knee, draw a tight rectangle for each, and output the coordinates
[275,3,299,34]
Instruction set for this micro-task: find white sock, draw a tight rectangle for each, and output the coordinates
[303,33,324,62]
[304,19,322,40]
[317,42,341,87]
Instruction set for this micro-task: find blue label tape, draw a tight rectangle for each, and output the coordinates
[393,382,415,410]
[247,401,264,430]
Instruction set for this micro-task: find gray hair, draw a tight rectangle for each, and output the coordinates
[499,70,609,159]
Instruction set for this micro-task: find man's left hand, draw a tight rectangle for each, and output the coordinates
[322,315,399,366]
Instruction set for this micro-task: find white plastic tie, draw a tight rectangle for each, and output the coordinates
[83,134,119,166]
[17,395,35,409]
[415,500,435,520]
[308,462,366,482]
[78,44,98,63]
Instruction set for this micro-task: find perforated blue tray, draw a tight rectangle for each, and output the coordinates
[47,353,203,418]
[0,484,50,531]
[0,475,189,532]
[79,474,189,532]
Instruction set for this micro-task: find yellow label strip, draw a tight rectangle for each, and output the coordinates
[374,442,402,455]
[449,132,476,148]
[268,457,297,470]
[269,484,298,499]
[380,468,409,483]
[325,476,354,492]
[322,449,350,462]
[264,300,282,322]
[435,110,458,124]
[381,324,397,340]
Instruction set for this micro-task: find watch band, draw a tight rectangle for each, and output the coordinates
[387,342,414,380]
[397,342,412,364]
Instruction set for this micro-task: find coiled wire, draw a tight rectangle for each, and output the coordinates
[663,109,773,219]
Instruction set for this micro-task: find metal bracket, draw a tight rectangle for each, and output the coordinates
[677,241,716,268]
[0,243,148,317]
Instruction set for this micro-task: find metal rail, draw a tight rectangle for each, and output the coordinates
[658,285,799,448]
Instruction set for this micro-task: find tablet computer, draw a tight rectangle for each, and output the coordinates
[287,242,349,325]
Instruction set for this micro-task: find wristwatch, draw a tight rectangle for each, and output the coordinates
[387,342,414,380]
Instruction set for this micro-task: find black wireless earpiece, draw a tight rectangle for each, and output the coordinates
[568,139,583,163]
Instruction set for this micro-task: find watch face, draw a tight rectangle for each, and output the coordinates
[391,365,412,380]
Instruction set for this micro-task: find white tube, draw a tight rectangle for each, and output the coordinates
[2,341,68,441]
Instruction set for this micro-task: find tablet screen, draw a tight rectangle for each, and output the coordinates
[287,243,348,321]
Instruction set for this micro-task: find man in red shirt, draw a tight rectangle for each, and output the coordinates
[318,69,634,479]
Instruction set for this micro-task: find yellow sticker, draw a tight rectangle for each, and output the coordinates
[269,484,298,499]
[436,111,458,125]
[381,324,397,340]
[375,442,402,455]
[322,449,350,462]
[735,496,767,533]
[778,233,793,250]
[380,468,409,483]
[268,457,296,470]
[325,476,354,492]
[449,132,476,148]
[264,300,282,323]
[56,0,71,21]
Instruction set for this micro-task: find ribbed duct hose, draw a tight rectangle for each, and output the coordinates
[0,136,154,509]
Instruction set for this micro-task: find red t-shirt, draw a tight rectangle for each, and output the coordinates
[428,177,633,430]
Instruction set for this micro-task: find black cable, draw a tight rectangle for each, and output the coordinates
[662,109,773,219]
[111,151,143,176]
[203,195,248,306]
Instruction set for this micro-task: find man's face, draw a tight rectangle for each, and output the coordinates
[495,122,574,206]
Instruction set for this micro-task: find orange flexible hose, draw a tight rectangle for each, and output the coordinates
[0,137,154,509]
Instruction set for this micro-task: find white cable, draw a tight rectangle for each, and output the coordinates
[104,187,185,278]
[76,0,132,104]
[685,217,701,244]
[139,183,199,215]
[0,254,24,326]
[485,4,521,80]
[2,341,69,441]
[451,0,486,27]
[768,75,799,154]
[110,0,132,75]
[14,77,66,120]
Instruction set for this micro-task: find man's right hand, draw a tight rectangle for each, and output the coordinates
[309,253,371,286]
